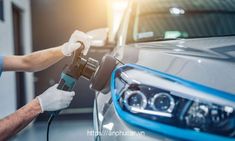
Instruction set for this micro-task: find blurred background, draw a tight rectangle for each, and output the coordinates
[0,0,128,140]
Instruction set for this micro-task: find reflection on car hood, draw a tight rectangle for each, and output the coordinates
[114,36,235,94]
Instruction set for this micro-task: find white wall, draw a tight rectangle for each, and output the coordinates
[0,0,34,118]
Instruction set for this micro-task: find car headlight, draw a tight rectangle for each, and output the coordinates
[111,64,235,140]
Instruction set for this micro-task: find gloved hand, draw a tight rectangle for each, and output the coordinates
[61,30,92,56]
[37,84,75,113]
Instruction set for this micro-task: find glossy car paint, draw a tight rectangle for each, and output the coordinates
[115,37,235,94]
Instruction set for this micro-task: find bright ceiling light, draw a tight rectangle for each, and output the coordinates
[169,7,185,15]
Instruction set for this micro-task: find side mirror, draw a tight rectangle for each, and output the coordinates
[87,28,109,47]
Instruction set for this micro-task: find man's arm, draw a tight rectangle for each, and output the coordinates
[3,30,91,72]
[0,99,41,141]
[3,46,64,72]
[0,84,75,141]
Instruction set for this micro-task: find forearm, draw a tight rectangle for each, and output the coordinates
[0,99,41,140]
[24,46,64,72]
[3,46,65,72]
[3,30,90,72]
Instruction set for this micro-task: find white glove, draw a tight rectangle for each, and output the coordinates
[61,30,92,56]
[37,84,75,113]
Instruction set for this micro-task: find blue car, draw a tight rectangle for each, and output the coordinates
[88,0,235,140]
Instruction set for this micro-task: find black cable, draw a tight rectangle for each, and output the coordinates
[47,114,56,141]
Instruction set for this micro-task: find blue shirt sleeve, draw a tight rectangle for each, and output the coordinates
[0,56,4,77]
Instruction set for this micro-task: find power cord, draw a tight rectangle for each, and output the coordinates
[47,114,56,141]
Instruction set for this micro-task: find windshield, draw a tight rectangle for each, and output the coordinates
[126,0,235,43]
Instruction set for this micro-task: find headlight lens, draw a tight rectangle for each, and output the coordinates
[150,92,175,112]
[123,90,147,112]
[112,65,235,139]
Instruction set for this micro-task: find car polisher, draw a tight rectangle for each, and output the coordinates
[47,43,117,141]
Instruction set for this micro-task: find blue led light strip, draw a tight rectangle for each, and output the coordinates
[111,64,235,141]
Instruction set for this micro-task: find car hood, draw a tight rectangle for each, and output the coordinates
[114,36,235,94]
